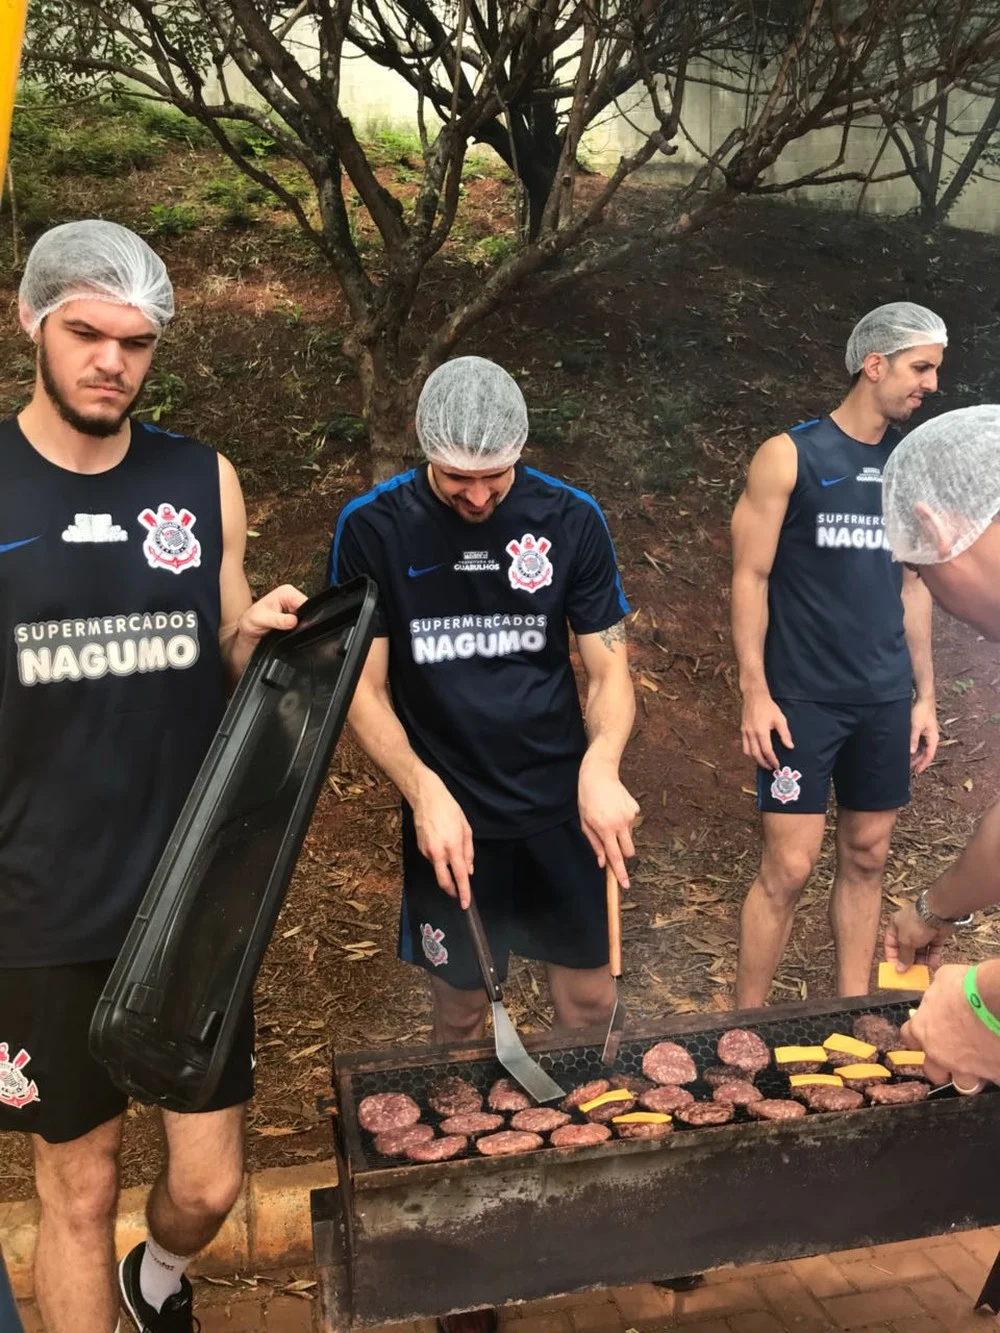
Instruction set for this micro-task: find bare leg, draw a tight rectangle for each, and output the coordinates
[546,964,615,1033]
[32,1115,123,1333]
[831,807,899,997]
[146,1104,246,1257]
[429,975,489,1043]
[736,813,826,1008]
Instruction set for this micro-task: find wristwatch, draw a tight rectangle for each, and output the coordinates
[914,888,973,930]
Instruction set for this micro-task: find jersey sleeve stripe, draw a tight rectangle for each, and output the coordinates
[523,466,630,616]
[328,468,418,583]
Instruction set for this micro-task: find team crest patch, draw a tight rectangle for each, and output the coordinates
[421,923,449,967]
[506,533,553,593]
[0,1043,40,1109]
[138,503,201,574]
[771,765,802,805]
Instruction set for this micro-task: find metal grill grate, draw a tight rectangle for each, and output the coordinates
[341,998,987,1171]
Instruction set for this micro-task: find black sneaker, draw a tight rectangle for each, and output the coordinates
[118,1243,201,1332]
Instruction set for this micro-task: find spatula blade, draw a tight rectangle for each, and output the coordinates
[491,1002,564,1103]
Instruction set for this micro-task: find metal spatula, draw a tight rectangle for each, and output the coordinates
[601,864,627,1066]
[464,894,565,1103]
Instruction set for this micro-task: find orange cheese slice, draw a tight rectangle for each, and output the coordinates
[578,1088,634,1113]
[789,1073,844,1088]
[775,1045,828,1065]
[611,1111,672,1124]
[823,1033,878,1060]
[836,1063,890,1081]
[886,1050,925,1066]
[878,961,930,992]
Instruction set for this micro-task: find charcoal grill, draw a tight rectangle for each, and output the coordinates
[311,995,1000,1331]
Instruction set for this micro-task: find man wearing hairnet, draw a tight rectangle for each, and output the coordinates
[882,405,1000,1089]
[0,220,305,1333]
[329,356,638,1044]
[732,303,944,1006]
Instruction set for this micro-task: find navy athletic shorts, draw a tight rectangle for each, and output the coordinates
[756,697,911,815]
[0,960,255,1143]
[398,808,608,990]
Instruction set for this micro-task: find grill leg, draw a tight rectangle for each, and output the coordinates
[974,1247,1000,1313]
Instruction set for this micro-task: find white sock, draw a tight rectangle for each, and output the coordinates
[139,1236,191,1312]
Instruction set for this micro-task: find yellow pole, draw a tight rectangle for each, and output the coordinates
[0,0,30,190]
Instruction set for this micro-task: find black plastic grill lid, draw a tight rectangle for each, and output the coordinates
[90,576,378,1112]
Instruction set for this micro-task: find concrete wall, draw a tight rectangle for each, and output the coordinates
[211,38,1000,235]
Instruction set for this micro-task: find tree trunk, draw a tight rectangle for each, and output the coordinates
[355,347,418,482]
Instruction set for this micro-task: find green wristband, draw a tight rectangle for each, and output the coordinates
[963,966,1000,1038]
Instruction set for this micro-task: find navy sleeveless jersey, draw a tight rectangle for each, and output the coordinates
[764,416,910,704]
[329,465,630,837]
[0,418,226,966]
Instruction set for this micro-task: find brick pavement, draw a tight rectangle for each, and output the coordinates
[15,1229,1000,1331]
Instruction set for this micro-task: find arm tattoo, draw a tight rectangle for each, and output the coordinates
[598,619,627,651]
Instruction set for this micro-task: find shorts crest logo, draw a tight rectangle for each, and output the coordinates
[771,765,802,804]
[138,503,201,574]
[421,923,448,967]
[0,1043,40,1109]
[506,533,553,593]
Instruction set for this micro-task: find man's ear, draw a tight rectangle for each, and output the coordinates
[18,300,41,344]
[863,351,887,383]
[913,501,956,562]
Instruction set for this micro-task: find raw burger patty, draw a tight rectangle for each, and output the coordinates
[438,1112,505,1137]
[702,1064,744,1088]
[406,1135,468,1162]
[476,1130,544,1156]
[712,1079,763,1106]
[358,1092,421,1134]
[867,1081,929,1105]
[717,1029,770,1075]
[374,1123,435,1156]
[550,1123,612,1147]
[615,1119,673,1139]
[609,1074,654,1096]
[640,1085,695,1113]
[427,1076,482,1117]
[586,1095,636,1123]
[561,1079,610,1112]
[488,1077,533,1113]
[510,1108,571,1133]
[675,1100,735,1127]
[852,1014,902,1052]
[803,1086,864,1112]
[642,1041,697,1085]
[749,1098,806,1122]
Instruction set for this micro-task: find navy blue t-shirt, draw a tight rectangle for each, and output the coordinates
[764,416,911,704]
[329,464,629,837]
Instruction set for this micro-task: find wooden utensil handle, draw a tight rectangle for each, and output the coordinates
[606,864,622,979]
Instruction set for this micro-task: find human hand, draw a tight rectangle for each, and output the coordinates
[740,690,792,771]
[885,902,952,973]
[910,699,939,774]
[578,756,639,889]
[412,772,475,908]
[237,584,306,644]
[901,963,1000,1087]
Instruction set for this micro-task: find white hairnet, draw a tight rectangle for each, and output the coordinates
[415,356,529,469]
[884,405,1000,564]
[845,302,947,376]
[19,219,174,337]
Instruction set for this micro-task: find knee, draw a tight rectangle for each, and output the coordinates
[166,1161,244,1223]
[35,1149,119,1230]
[758,851,814,903]
[439,995,488,1040]
[838,837,887,882]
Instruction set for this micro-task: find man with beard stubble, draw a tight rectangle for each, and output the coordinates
[0,220,305,1333]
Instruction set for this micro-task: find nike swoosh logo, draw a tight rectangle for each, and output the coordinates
[407,563,444,578]
[820,476,850,487]
[0,537,40,554]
